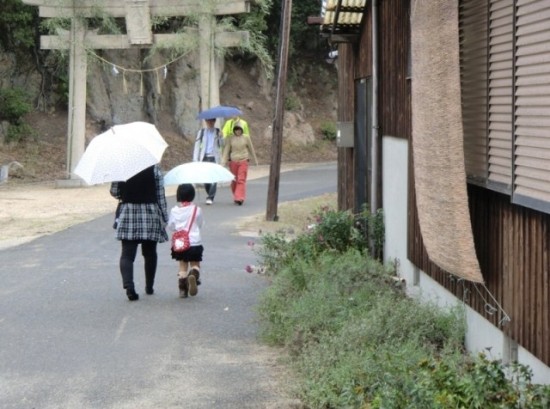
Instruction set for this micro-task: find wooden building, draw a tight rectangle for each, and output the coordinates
[320,0,550,383]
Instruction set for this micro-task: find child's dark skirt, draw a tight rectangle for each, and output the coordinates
[171,245,204,262]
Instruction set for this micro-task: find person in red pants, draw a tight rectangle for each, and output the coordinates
[221,121,258,205]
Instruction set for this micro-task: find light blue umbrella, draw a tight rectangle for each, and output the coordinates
[164,162,235,185]
[196,105,242,120]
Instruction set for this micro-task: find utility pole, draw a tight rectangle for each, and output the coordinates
[266,0,292,221]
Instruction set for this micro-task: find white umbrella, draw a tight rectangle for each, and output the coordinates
[74,122,168,185]
[164,162,235,185]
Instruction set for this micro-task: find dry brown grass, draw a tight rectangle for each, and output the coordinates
[234,192,337,239]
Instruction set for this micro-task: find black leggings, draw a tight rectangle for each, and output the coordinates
[120,240,158,291]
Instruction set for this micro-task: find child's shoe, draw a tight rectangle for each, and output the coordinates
[178,278,188,298]
[187,273,198,297]
[190,267,201,286]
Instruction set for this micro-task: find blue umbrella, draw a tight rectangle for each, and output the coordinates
[196,105,242,120]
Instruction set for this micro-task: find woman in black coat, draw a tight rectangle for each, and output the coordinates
[110,164,169,300]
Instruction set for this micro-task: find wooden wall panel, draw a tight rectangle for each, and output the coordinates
[356,7,371,78]
[337,42,356,211]
[379,0,411,139]
[409,179,550,366]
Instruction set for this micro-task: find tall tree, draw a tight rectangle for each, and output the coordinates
[265,0,322,57]
[0,0,37,57]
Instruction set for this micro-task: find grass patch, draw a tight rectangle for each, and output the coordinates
[255,207,550,408]
[236,192,337,238]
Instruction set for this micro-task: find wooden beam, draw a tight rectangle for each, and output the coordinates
[214,31,249,48]
[41,31,248,50]
[33,1,250,18]
[321,33,359,43]
[125,0,153,45]
[307,16,323,25]
[25,0,246,5]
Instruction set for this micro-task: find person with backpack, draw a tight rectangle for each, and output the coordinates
[192,118,223,205]
[167,184,204,299]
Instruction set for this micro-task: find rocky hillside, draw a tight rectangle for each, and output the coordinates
[0,57,338,184]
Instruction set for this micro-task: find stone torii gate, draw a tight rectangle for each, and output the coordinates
[22,0,250,180]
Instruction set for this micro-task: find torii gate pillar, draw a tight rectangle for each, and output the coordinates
[199,16,220,111]
[66,17,87,179]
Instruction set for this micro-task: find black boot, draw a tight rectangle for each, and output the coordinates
[178,278,189,298]
[144,264,156,295]
[145,276,154,295]
[145,276,154,294]
[126,288,139,301]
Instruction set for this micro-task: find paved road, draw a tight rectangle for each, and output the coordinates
[0,162,336,409]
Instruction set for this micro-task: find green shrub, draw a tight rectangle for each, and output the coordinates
[320,121,337,141]
[0,1,36,53]
[256,206,549,409]
[257,249,389,347]
[255,207,376,276]
[400,353,550,409]
[6,123,35,143]
[0,87,34,142]
[285,94,300,111]
[312,208,363,252]
[257,244,466,408]
[0,87,31,124]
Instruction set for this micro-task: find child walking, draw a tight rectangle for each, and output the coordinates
[167,184,204,298]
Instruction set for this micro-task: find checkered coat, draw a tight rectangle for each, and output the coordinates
[110,165,169,243]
